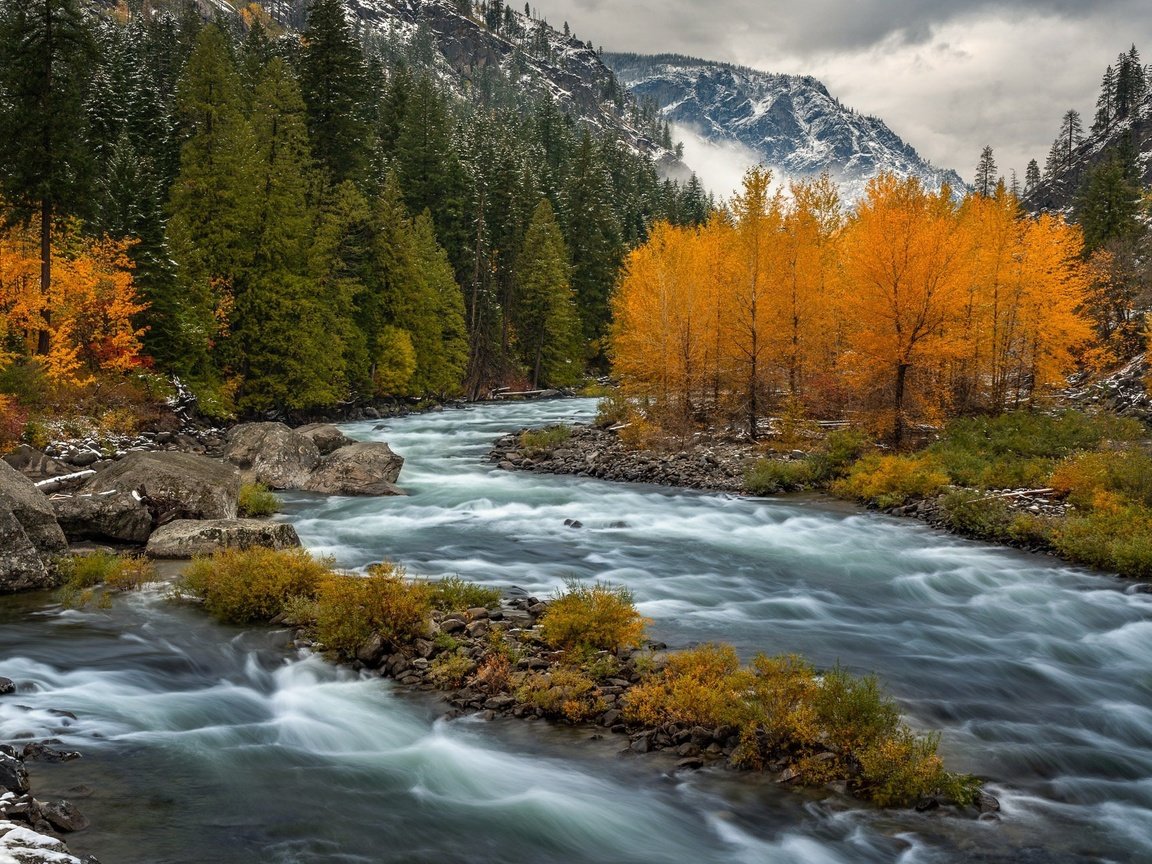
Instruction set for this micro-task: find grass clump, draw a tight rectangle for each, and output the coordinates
[429,652,477,688]
[430,575,501,614]
[833,453,949,509]
[57,552,156,608]
[519,425,571,456]
[238,482,280,517]
[538,579,647,653]
[516,666,605,722]
[623,644,977,807]
[745,459,815,495]
[178,547,330,624]
[313,563,432,657]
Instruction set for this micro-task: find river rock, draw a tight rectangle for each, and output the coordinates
[50,489,153,544]
[1,446,70,480]
[0,752,29,794]
[223,423,321,490]
[0,820,83,864]
[303,443,406,496]
[39,800,88,833]
[295,423,355,456]
[145,519,301,558]
[0,461,68,593]
[82,451,240,524]
[0,678,13,696]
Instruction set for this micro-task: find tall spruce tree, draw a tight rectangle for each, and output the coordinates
[1024,159,1041,194]
[513,199,581,389]
[0,0,96,355]
[974,146,998,197]
[1077,154,1141,252]
[300,0,371,184]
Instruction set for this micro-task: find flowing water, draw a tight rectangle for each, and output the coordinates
[2,398,1151,863]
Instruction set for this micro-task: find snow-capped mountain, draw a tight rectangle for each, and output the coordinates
[604,53,965,200]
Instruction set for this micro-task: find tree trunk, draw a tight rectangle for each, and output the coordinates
[893,361,909,448]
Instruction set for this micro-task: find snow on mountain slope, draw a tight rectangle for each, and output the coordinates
[605,52,965,200]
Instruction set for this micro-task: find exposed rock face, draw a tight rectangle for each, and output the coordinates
[82,451,241,525]
[605,53,965,200]
[223,422,321,489]
[295,423,355,456]
[1,446,70,480]
[303,442,406,496]
[145,519,302,558]
[0,461,68,593]
[50,489,153,544]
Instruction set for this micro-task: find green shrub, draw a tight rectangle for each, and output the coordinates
[516,667,605,722]
[429,652,476,688]
[519,425,571,455]
[57,552,156,607]
[430,575,501,614]
[939,489,1013,540]
[807,428,873,483]
[1052,506,1152,578]
[832,453,948,509]
[745,459,815,495]
[238,482,280,517]
[313,564,432,657]
[538,580,647,652]
[178,547,330,624]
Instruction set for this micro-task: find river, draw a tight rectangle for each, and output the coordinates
[1,398,1150,863]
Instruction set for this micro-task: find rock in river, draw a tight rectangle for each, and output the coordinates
[303,442,406,496]
[82,451,241,524]
[0,461,68,593]
[145,519,302,558]
[223,422,321,490]
[51,489,153,544]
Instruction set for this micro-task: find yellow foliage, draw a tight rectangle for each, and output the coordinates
[179,547,331,624]
[538,580,647,652]
[833,453,949,508]
[516,666,605,722]
[313,564,433,656]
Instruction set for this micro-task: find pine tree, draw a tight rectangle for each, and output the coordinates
[513,199,581,389]
[410,211,468,395]
[300,0,371,184]
[1058,110,1084,170]
[1093,65,1115,133]
[1077,154,1141,252]
[166,24,257,381]
[0,0,97,355]
[1024,159,1041,194]
[974,146,997,197]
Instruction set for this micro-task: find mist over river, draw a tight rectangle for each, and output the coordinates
[2,398,1150,863]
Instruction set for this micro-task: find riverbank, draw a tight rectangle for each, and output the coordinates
[489,414,1152,583]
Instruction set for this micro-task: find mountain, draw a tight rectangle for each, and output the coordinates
[603,52,965,200]
[212,0,684,174]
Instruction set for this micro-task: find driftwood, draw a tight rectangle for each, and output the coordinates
[34,470,97,494]
[966,488,1058,505]
[487,388,564,401]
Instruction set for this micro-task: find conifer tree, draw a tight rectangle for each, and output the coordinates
[1093,65,1115,133]
[513,199,581,389]
[1058,110,1084,169]
[1077,155,1141,252]
[1024,159,1041,194]
[974,147,998,197]
[300,0,371,184]
[0,0,97,355]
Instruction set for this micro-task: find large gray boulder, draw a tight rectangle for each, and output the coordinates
[295,423,355,456]
[82,451,240,525]
[0,461,68,593]
[50,489,153,544]
[223,422,320,490]
[145,519,301,558]
[303,442,406,496]
[2,445,70,480]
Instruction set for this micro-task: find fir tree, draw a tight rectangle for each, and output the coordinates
[300,0,371,184]
[1077,154,1141,252]
[974,146,997,197]
[1024,159,1041,194]
[512,199,581,389]
[0,0,97,354]
[1058,109,1084,170]
[1093,65,1115,133]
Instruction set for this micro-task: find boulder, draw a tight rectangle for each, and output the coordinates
[51,489,153,544]
[1,446,70,480]
[0,461,68,593]
[0,751,28,794]
[295,423,355,456]
[82,451,240,525]
[145,518,301,558]
[223,422,320,490]
[303,442,405,497]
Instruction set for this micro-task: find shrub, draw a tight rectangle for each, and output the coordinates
[430,575,501,614]
[1051,449,1152,509]
[179,547,330,624]
[833,454,948,509]
[538,580,647,652]
[939,489,1013,540]
[471,654,512,692]
[519,426,571,455]
[238,482,280,517]
[313,564,432,657]
[57,552,155,607]
[595,391,635,428]
[744,459,814,495]
[516,667,605,722]
[807,428,873,483]
[0,395,27,454]
[1052,507,1152,578]
[429,652,476,689]
[624,644,752,730]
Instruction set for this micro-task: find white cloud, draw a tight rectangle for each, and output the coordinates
[670,123,761,199]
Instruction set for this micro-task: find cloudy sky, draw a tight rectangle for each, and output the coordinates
[540,0,1152,184]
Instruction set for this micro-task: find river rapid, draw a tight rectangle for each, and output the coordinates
[1,398,1150,863]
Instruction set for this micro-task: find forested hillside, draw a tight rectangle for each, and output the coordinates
[0,0,710,431]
